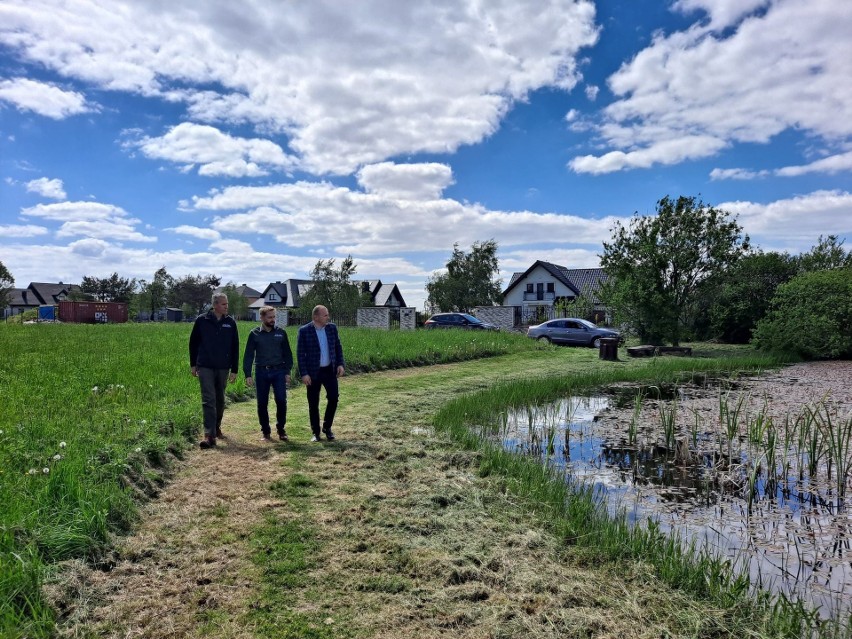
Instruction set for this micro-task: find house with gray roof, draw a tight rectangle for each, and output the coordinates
[254,278,407,320]
[502,261,610,324]
[3,282,82,318]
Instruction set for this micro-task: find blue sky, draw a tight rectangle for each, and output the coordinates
[1,0,850,311]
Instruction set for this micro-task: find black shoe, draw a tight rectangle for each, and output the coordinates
[277,429,289,442]
[199,436,217,449]
[311,432,321,442]
[322,427,335,441]
[216,428,226,439]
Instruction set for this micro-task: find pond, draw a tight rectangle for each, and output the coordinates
[480,362,852,620]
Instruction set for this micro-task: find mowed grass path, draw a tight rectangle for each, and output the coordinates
[48,345,800,638]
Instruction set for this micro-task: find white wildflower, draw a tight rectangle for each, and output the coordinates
[141,420,147,425]
[92,386,99,392]
[53,454,62,461]
[28,468,37,475]
[42,467,49,474]
[135,447,142,453]
[59,441,67,448]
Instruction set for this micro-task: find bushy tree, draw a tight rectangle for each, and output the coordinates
[600,195,750,345]
[170,274,221,314]
[80,272,137,302]
[753,267,852,359]
[797,235,852,273]
[0,261,14,311]
[299,255,369,320]
[707,251,799,343]
[426,240,502,313]
[221,283,250,320]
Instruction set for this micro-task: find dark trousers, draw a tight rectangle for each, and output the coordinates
[306,365,339,435]
[198,367,229,438]
[255,367,287,435]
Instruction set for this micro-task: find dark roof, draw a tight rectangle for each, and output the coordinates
[260,281,289,305]
[502,261,608,302]
[27,282,80,304]
[374,283,406,307]
[215,284,262,298]
[7,288,39,308]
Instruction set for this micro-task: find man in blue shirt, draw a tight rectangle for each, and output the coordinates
[243,306,293,442]
[297,305,345,441]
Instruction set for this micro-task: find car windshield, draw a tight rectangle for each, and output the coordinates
[461,314,481,323]
[578,319,598,329]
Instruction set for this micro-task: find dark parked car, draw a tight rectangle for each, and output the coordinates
[424,312,498,330]
[527,318,621,347]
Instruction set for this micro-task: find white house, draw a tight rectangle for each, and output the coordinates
[501,261,609,323]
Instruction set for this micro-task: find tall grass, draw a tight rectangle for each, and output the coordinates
[432,353,835,637]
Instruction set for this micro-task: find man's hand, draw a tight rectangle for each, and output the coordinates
[301,374,311,386]
[228,372,237,384]
[246,376,254,388]
[191,366,198,377]
[336,365,345,378]
[285,374,291,386]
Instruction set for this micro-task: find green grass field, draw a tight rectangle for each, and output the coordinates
[1,321,831,638]
[0,321,539,636]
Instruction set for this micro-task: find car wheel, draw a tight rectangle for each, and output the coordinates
[537,336,551,344]
[591,336,602,348]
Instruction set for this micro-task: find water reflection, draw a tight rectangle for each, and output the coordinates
[485,395,852,620]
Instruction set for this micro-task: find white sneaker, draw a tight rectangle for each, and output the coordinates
[310,435,321,442]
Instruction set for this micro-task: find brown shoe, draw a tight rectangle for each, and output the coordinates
[277,429,289,442]
[199,436,217,449]
[216,428,226,439]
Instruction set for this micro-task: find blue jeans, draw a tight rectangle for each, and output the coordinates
[255,367,288,435]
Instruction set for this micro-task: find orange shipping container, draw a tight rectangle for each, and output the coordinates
[58,301,129,323]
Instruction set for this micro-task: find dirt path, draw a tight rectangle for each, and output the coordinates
[51,356,743,638]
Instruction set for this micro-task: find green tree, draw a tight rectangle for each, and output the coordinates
[753,267,852,359]
[170,274,221,315]
[600,195,750,346]
[80,272,137,302]
[425,240,502,313]
[221,283,250,320]
[707,251,799,343]
[797,235,852,273]
[0,261,14,312]
[299,255,369,321]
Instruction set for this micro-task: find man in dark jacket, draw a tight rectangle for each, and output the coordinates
[189,292,239,449]
[243,306,293,442]
[297,304,344,442]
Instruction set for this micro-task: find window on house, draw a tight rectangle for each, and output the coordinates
[526,283,534,293]
[546,283,555,293]
[267,292,278,302]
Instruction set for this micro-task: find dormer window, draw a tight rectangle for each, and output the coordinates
[267,292,279,302]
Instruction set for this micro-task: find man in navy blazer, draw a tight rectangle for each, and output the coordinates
[297,304,345,441]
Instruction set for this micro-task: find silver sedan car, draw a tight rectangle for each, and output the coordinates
[527,318,621,347]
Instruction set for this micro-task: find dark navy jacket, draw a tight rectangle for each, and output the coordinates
[296,322,344,379]
[189,311,239,373]
[243,325,293,378]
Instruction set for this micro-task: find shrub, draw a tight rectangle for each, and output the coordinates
[753,267,852,359]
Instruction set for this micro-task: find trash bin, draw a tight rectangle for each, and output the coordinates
[599,337,618,361]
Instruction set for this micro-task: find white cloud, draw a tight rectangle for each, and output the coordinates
[720,190,852,245]
[356,162,454,200]
[25,177,66,199]
[0,223,49,237]
[20,200,156,242]
[571,0,852,173]
[672,0,771,30]
[0,78,93,119]
[584,84,599,101]
[166,225,221,241]
[128,122,296,177]
[775,150,852,177]
[192,174,620,256]
[1,0,599,174]
[709,167,769,181]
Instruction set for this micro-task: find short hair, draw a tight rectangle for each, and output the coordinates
[312,305,328,318]
[211,292,228,305]
[259,305,275,317]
